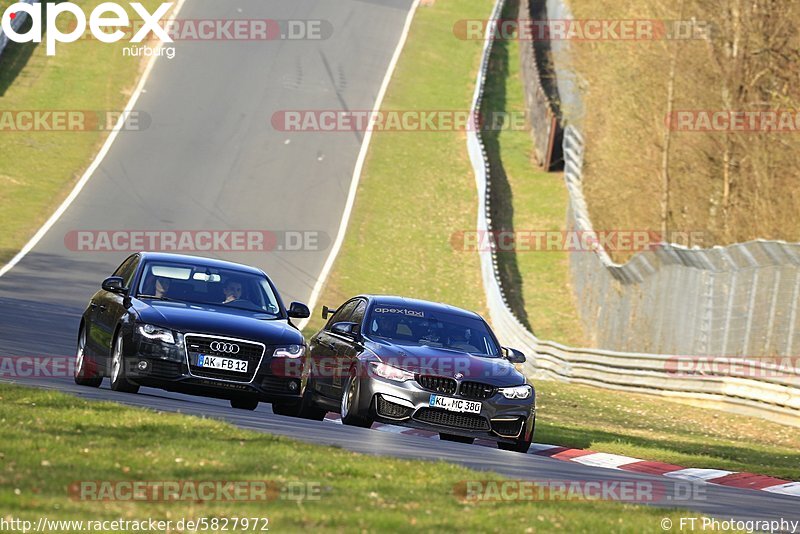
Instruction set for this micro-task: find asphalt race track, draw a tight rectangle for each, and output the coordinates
[0,0,415,355]
[0,0,798,526]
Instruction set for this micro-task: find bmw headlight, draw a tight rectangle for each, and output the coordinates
[498,384,533,399]
[137,324,176,344]
[370,362,414,382]
[274,345,306,359]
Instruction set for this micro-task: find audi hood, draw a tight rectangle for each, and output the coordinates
[132,300,303,345]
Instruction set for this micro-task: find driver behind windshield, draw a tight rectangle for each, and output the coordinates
[221,278,244,304]
[142,275,171,299]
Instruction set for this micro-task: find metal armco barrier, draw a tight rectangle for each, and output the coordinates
[469,0,800,427]
[518,0,562,170]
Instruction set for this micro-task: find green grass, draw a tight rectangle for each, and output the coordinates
[305,0,799,484]
[0,0,164,265]
[0,383,694,532]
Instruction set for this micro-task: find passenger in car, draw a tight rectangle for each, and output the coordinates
[221,278,244,304]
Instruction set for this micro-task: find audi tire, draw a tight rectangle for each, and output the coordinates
[109,331,139,394]
[271,401,301,416]
[293,379,328,421]
[74,326,102,388]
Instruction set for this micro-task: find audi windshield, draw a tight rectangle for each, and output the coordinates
[137,261,281,314]
[365,306,501,357]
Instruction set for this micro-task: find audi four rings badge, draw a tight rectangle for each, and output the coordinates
[210,341,240,354]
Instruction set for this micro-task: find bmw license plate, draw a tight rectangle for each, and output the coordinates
[429,395,481,414]
[197,354,248,373]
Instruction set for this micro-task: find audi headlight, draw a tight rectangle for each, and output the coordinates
[274,345,305,359]
[137,324,175,344]
[370,362,414,382]
[498,384,533,400]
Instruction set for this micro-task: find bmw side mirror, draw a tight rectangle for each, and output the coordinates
[332,321,361,341]
[288,301,311,319]
[102,276,127,294]
[503,347,526,364]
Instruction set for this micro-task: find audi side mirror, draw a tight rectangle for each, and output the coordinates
[322,305,339,319]
[288,301,311,319]
[102,276,127,294]
[331,321,361,341]
[503,347,526,364]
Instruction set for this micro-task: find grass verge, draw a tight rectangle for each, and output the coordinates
[0,0,163,265]
[306,0,799,483]
[0,383,692,532]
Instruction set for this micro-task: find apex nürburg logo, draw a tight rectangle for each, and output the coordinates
[1,1,173,56]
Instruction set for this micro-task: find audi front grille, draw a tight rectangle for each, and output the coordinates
[185,334,265,383]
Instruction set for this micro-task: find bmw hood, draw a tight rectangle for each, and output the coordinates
[367,340,525,387]
[133,300,303,346]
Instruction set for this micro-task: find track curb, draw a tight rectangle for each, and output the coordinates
[323,414,800,498]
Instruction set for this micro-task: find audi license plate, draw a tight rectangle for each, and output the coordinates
[429,395,481,414]
[197,354,248,373]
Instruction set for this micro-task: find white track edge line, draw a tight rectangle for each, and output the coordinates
[296,0,421,331]
[0,0,189,279]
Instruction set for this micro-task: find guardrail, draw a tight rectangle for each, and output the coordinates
[0,0,37,59]
[563,123,800,357]
[518,0,562,170]
[521,0,800,357]
[468,0,800,427]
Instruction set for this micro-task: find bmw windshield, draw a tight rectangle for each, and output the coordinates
[366,306,500,357]
[137,261,281,315]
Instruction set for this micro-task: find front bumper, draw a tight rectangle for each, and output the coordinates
[358,375,535,443]
[123,333,304,403]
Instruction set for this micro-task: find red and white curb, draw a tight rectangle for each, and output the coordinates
[323,415,800,498]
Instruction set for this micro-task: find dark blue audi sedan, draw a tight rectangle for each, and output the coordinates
[74,252,310,414]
